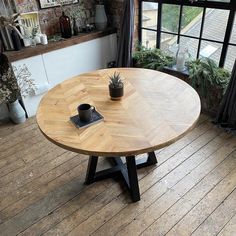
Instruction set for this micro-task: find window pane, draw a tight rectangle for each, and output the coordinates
[162,4,180,33]
[207,0,230,2]
[181,6,203,37]
[179,37,199,60]
[199,40,223,66]
[142,2,158,30]
[142,29,157,49]
[225,46,236,71]
[161,33,199,60]
[230,13,236,44]
[202,8,229,42]
[160,33,177,56]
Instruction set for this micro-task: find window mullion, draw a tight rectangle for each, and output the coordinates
[196,7,206,59]
[138,0,143,43]
[219,10,235,67]
[177,4,183,44]
[156,2,162,48]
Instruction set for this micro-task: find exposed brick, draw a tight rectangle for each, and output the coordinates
[14,0,139,42]
[15,0,96,36]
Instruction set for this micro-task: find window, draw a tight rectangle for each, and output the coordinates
[139,0,236,70]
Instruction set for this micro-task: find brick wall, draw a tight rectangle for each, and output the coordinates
[14,0,139,41]
[14,0,96,35]
[102,0,139,43]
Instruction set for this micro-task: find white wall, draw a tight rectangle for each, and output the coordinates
[12,33,117,117]
[12,55,49,117]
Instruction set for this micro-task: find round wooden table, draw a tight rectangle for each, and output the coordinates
[37,68,201,202]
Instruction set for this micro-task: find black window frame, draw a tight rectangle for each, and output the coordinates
[139,0,236,68]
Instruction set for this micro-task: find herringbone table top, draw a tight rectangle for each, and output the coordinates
[36,68,201,157]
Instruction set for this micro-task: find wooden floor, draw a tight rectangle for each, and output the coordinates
[0,114,236,236]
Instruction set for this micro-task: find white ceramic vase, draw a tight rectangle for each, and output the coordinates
[95,5,108,30]
[23,38,31,47]
[176,51,186,71]
[9,100,26,124]
[176,46,188,71]
[0,103,10,123]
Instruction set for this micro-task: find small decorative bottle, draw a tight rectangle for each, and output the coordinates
[175,45,188,71]
[73,18,79,36]
[59,11,72,38]
[40,34,48,45]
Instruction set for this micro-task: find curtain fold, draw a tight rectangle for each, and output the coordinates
[116,0,135,67]
[215,60,236,129]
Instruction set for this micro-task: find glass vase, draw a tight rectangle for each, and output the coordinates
[175,45,188,71]
[59,11,72,38]
[95,5,108,30]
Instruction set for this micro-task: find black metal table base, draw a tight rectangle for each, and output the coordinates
[84,152,157,202]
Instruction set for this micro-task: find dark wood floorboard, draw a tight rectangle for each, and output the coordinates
[0,115,235,236]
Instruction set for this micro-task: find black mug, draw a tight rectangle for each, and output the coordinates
[78,103,95,122]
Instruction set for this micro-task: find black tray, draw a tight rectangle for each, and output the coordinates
[70,110,104,129]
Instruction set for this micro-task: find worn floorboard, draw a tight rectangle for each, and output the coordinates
[0,114,235,236]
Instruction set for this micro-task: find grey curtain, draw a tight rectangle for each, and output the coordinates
[116,0,135,67]
[216,60,236,129]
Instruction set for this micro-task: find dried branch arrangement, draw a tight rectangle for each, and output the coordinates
[0,13,24,39]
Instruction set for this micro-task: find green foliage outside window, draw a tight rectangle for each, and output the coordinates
[162,5,203,32]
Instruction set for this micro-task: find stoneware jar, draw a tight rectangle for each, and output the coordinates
[9,100,26,124]
[95,5,108,30]
[0,103,10,123]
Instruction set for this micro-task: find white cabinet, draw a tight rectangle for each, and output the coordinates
[12,55,49,117]
[12,33,117,117]
[43,34,117,87]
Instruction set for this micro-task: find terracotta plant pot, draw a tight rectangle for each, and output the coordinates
[109,85,124,101]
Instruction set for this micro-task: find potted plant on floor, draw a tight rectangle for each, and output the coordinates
[188,58,230,114]
[11,64,36,123]
[0,61,36,124]
[109,72,124,101]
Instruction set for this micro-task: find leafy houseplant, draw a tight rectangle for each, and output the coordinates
[0,63,36,123]
[11,65,36,124]
[0,67,20,105]
[133,45,174,71]
[0,64,35,104]
[13,64,36,98]
[188,58,230,111]
[188,58,230,96]
[109,72,124,101]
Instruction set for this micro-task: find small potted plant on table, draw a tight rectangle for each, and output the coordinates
[109,72,124,101]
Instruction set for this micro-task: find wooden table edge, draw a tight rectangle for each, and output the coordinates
[36,112,200,157]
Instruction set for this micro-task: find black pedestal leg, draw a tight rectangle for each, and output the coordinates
[126,156,141,202]
[85,156,98,184]
[147,152,158,165]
